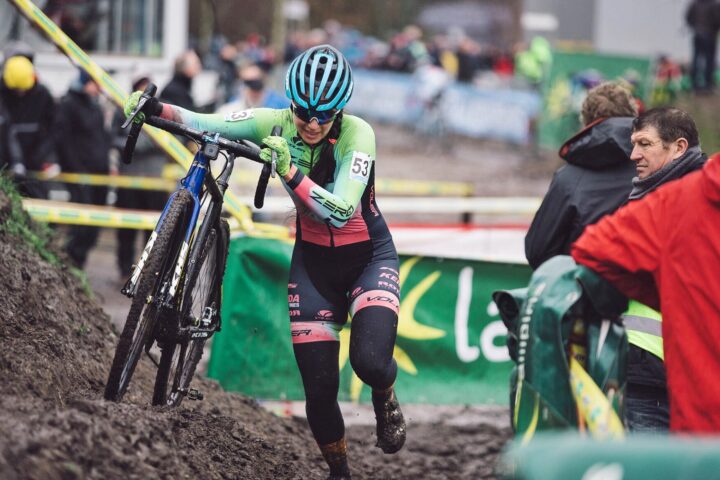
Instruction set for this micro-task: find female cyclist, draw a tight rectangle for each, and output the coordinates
[124,44,405,479]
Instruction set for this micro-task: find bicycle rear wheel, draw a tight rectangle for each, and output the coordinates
[153,218,230,406]
[104,190,193,402]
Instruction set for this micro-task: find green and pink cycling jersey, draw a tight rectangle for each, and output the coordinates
[164,106,394,250]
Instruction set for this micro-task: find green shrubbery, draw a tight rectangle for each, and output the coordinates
[0,173,60,266]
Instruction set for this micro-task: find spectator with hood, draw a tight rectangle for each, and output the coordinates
[525,81,638,269]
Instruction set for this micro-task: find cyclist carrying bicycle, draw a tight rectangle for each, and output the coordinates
[124,44,405,480]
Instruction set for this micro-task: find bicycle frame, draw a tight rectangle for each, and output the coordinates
[121,134,231,305]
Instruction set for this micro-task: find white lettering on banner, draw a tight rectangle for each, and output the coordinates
[481,321,510,362]
[454,266,510,363]
[455,267,479,362]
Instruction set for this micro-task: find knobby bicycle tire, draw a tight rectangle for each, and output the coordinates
[153,218,230,407]
[104,189,194,402]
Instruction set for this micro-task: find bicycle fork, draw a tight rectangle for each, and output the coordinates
[121,230,158,298]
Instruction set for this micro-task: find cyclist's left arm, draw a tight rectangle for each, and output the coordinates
[285,118,375,228]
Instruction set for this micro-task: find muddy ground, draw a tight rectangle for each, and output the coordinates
[0,126,557,479]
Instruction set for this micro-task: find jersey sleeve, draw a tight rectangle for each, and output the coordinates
[571,191,666,310]
[167,105,288,145]
[285,117,376,228]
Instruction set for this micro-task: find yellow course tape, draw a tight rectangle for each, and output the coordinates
[568,357,625,440]
[9,0,255,232]
[22,198,294,238]
[376,178,474,196]
[29,172,178,191]
[23,198,160,229]
[31,168,475,198]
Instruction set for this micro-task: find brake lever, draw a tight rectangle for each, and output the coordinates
[121,83,157,164]
[254,125,283,209]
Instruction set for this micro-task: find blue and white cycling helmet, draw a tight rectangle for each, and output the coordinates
[285,44,353,112]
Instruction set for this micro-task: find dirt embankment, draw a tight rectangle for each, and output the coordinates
[0,178,511,479]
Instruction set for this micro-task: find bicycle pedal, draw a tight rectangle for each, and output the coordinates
[188,388,204,401]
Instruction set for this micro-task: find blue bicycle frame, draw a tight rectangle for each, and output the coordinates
[123,133,220,301]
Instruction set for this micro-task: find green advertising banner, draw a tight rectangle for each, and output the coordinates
[207,236,531,405]
[539,50,652,149]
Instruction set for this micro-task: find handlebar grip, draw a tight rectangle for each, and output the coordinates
[254,125,283,209]
[122,121,142,165]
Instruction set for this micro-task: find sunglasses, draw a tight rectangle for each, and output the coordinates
[291,103,337,125]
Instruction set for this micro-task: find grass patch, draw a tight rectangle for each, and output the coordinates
[0,174,95,297]
[0,173,61,266]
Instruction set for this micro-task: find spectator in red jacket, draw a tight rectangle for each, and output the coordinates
[571,153,720,433]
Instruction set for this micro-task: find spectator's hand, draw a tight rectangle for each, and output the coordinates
[260,135,291,176]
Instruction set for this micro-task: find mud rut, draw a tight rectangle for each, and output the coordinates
[0,127,553,479]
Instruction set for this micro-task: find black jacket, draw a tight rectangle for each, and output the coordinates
[159,73,196,110]
[0,83,56,171]
[54,88,110,174]
[525,117,636,269]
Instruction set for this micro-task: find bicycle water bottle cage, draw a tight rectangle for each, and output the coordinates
[201,132,220,160]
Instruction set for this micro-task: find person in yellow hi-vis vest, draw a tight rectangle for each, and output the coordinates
[623,300,667,431]
[621,107,707,431]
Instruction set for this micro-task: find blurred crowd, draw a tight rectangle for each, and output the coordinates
[204,19,552,104]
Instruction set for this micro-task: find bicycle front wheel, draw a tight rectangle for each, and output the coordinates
[153,218,230,407]
[104,190,193,402]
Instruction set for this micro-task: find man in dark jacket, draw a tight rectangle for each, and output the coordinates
[55,69,111,269]
[112,75,168,280]
[0,54,57,198]
[525,82,638,269]
[160,50,202,110]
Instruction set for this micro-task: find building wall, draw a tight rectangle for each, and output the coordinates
[594,0,693,61]
[522,0,595,44]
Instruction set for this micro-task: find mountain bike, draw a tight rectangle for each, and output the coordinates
[104,84,280,406]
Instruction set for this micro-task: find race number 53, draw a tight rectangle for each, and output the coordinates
[349,151,372,184]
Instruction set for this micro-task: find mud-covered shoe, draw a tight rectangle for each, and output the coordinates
[319,438,352,479]
[372,387,406,454]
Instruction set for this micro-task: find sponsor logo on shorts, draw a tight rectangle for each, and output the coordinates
[288,293,300,308]
[380,272,399,283]
[378,281,400,293]
[314,310,334,321]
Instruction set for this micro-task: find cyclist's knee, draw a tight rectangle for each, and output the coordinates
[350,349,396,388]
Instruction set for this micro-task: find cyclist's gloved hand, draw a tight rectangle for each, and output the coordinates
[123,90,162,123]
[260,135,291,176]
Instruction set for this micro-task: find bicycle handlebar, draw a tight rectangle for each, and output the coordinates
[121,82,262,164]
[145,115,262,162]
[121,83,275,211]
